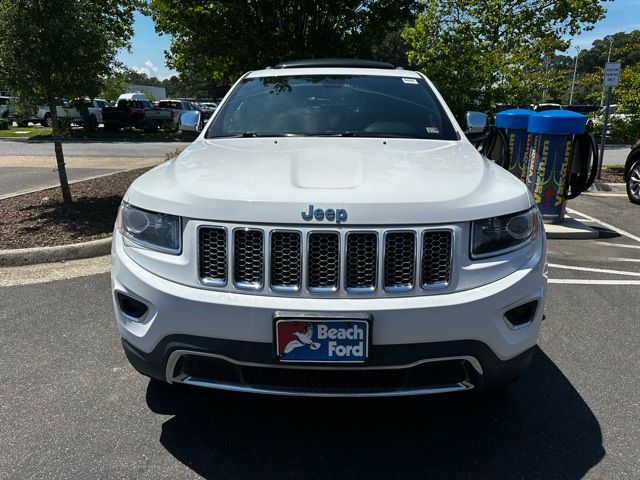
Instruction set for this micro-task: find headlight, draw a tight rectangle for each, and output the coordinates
[471,207,540,259]
[117,203,181,254]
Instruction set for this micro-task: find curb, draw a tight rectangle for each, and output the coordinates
[0,236,111,267]
[589,182,625,192]
[0,171,129,201]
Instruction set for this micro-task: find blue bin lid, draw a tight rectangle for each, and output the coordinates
[495,109,535,130]
[528,110,586,135]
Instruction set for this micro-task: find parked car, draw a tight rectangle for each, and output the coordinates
[189,101,215,121]
[34,98,110,130]
[157,99,194,127]
[532,103,562,112]
[625,140,640,204]
[113,59,547,398]
[102,98,172,132]
[0,96,14,120]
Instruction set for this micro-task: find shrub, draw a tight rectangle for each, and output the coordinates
[0,118,9,130]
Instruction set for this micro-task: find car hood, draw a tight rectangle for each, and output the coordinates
[125,137,532,225]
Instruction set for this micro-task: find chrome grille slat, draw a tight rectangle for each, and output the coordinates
[270,231,302,291]
[233,229,264,290]
[198,225,454,296]
[383,231,416,291]
[346,232,378,293]
[198,227,227,286]
[422,231,452,288]
[307,232,340,292]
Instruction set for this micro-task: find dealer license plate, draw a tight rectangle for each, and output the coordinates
[275,319,369,363]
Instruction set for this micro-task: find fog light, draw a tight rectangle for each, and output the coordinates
[116,292,149,322]
[504,300,538,329]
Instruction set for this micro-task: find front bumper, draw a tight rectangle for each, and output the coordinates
[111,230,546,396]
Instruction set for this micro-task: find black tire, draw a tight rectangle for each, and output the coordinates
[143,121,158,133]
[627,158,640,205]
[17,120,29,127]
[41,113,52,128]
[104,122,118,132]
[83,115,98,132]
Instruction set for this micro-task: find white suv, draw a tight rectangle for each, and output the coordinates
[111,59,547,397]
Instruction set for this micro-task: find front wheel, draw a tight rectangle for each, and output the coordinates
[627,158,640,205]
[41,113,52,128]
[83,115,98,132]
[143,121,158,133]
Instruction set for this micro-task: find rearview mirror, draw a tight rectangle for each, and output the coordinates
[179,110,202,133]
[465,111,488,133]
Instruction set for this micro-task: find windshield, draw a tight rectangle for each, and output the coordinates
[207,75,457,140]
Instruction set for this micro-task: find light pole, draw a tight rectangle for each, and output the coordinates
[568,46,581,105]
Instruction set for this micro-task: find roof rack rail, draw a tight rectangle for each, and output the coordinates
[272,59,395,70]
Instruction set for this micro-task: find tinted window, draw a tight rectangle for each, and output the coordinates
[207,75,457,140]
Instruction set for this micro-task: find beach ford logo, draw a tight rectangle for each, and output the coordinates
[301,205,348,223]
[276,320,368,363]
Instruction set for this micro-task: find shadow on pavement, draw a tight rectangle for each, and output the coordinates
[146,346,604,479]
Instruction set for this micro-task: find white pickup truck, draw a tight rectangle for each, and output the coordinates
[112,59,547,398]
[36,99,111,130]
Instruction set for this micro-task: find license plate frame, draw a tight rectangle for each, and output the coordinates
[274,314,371,364]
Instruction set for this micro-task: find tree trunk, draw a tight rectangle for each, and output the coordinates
[48,100,72,204]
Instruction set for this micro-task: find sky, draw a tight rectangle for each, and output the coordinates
[117,1,640,79]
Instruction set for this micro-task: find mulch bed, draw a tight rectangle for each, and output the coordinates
[0,168,150,250]
[0,164,626,251]
[597,167,625,184]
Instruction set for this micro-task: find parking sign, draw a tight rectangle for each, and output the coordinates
[603,62,621,87]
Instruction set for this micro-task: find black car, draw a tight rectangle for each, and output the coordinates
[625,140,640,204]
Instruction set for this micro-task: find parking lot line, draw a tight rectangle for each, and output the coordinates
[601,257,640,263]
[566,207,640,244]
[548,279,640,285]
[548,263,640,277]
[594,241,640,250]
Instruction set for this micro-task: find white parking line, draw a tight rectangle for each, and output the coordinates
[548,263,640,277]
[602,257,640,263]
[566,207,640,244]
[549,279,640,285]
[594,242,640,250]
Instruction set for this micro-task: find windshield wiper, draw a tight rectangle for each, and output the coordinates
[299,131,360,137]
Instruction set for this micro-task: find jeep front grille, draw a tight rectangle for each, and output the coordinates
[198,225,453,296]
[233,229,264,290]
[308,232,340,292]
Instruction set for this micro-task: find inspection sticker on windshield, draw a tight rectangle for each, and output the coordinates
[426,127,440,134]
[402,78,418,84]
[276,319,369,363]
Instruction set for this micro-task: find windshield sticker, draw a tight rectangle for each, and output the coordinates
[426,127,440,134]
[402,78,418,84]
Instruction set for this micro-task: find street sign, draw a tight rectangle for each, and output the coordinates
[603,61,621,87]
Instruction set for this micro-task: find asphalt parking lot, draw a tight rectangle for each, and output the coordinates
[1,192,639,479]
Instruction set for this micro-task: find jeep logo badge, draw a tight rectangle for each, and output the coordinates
[301,205,348,223]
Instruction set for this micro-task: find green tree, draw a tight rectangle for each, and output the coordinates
[0,0,136,204]
[100,72,129,102]
[147,0,418,84]
[403,0,606,118]
[578,30,640,74]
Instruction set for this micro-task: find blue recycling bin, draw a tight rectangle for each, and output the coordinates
[495,109,535,181]
[526,110,587,223]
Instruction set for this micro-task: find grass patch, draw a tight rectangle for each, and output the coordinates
[0,126,52,138]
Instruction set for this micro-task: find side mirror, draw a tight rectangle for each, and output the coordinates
[465,111,488,133]
[179,110,202,133]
